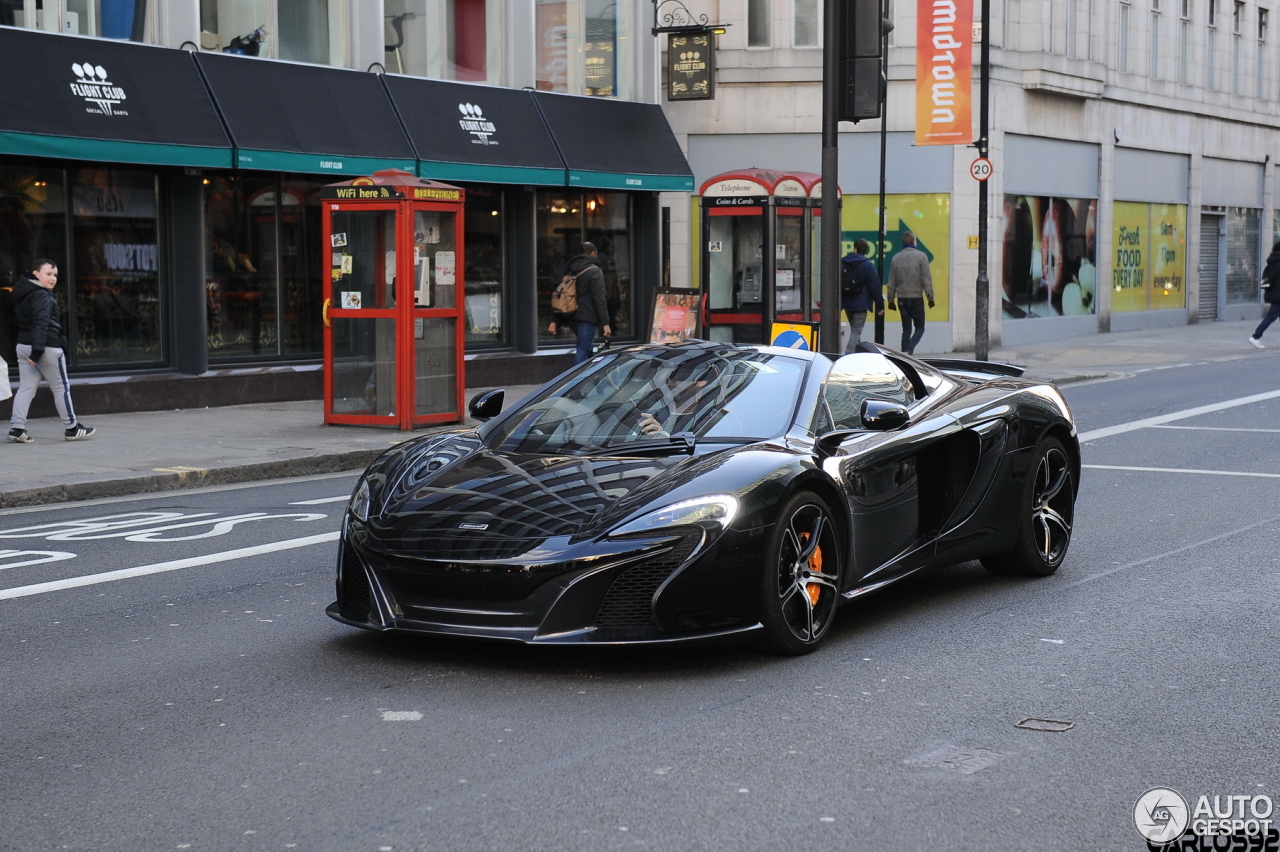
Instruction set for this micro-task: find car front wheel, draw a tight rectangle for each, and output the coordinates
[756,491,842,655]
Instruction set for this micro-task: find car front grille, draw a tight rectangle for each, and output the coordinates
[595,532,701,629]
[340,541,372,621]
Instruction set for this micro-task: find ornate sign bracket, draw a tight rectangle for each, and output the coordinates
[652,0,727,35]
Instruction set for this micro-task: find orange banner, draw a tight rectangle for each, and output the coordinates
[915,0,974,146]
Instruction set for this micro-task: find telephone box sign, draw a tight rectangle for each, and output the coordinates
[667,33,715,100]
[915,0,975,146]
[324,185,399,199]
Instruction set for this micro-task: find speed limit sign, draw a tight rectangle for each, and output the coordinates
[970,158,993,181]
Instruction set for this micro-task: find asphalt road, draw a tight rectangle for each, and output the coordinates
[3,357,1279,852]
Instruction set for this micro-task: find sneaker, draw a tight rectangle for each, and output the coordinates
[7,428,32,443]
[64,423,95,441]
[1249,336,1266,350]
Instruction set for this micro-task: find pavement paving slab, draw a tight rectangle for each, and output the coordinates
[1,319,1275,508]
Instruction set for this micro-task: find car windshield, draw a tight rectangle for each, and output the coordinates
[487,347,809,455]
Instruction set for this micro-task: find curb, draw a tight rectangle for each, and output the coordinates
[0,449,382,510]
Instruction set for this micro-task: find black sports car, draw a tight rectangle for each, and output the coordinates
[328,340,1078,654]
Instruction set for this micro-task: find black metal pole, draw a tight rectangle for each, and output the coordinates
[974,0,991,360]
[875,20,890,345]
[819,0,841,355]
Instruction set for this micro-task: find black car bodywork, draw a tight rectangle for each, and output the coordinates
[328,341,1079,652]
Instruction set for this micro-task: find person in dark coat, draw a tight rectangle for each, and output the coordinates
[8,259,94,443]
[1248,241,1280,349]
[841,239,885,353]
[548,241,612,365]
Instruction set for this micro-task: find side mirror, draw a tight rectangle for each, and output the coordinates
[468,389,504,422]
[861,398,910,431]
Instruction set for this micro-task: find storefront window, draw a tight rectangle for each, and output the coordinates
[0,166,67,303]
[71,168,162,366]
[200,0,273,55]
[537,190,633,342]
[383,0,504,83]
[462,187,505,346]
[1225,206,1260,304]
[843,194,951,323]
[0,0,152,39]
[1001,195,1098,318]
[1112,201,1187,312]
[535,0,631,97]
[206,174,324,362]
[206,175,278,357]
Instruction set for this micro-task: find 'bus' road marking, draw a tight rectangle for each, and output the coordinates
[1077,388,1280,442]
[289,496,351,505]
[1084,464,1280,480]
[0,532,339,601]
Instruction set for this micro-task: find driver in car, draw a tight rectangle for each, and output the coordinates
[635,363,722,439]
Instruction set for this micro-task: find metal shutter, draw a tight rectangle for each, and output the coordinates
[1198,215,1221,320]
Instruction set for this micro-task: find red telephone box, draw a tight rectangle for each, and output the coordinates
[322,170,466,430]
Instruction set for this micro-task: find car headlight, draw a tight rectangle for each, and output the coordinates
[349,477,372,522]
[608,495,739,538]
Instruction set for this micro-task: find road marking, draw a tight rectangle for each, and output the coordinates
[0,532,339,600]
[1077,388,1280,442]
[1084,464,1280,479]
[1151,424,1280,434]
[0,550,76,570]
[289,496,351,505]
[0,511,326,542]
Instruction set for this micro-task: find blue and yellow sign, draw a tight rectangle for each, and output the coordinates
[770,321,819,350]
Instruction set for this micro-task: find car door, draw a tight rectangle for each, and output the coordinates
[813,354,960,584]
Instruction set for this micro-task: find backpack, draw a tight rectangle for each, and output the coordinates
[841,257,868,297]
[551,269,583,322]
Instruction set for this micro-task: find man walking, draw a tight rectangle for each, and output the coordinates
[841,239,885,353]
[548,242,611,365]
[8,259,94,443]
[886,231,935,355]
[1248,240,1280,349]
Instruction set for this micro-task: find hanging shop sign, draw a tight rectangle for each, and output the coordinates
[915,0,975,146]
[667,32,715,100]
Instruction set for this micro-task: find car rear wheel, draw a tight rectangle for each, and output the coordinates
[981,436,1075,577]
[756,491,842,655]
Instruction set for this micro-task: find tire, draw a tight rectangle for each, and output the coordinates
[755,491,842,655]
[981,436,1076,578]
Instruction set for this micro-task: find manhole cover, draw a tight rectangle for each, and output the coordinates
[1015,718,1074,732]
[903,745,1010,774]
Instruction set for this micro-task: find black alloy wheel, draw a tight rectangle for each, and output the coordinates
[982,435,1075,577]
[756,491,842,655]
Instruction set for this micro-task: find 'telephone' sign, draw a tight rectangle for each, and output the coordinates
[915,0,974,146]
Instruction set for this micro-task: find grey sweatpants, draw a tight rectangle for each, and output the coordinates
[11,344,76,429]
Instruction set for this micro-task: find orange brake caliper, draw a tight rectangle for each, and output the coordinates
[799,532,823,606]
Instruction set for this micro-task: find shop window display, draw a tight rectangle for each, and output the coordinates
[71,168,162,366]
[1111,202,1187,312]
[1002,195,1098,318]
[1225,206,1260,305]
[536,190,633,342]
[535,0,631,98]
[842,194,952,323]
[206,174,324,361]
[0,0,152,39]
[462,187,505,346]
[0,166,67,307]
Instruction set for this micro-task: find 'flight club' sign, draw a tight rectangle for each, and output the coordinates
[667,34,714,100]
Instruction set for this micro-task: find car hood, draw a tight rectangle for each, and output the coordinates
[364,435,751,560]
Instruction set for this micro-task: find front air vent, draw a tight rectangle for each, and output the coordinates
[595,533,700,628]
[340,542,372,621]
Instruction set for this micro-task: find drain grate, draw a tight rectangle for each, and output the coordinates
[1015,718,1074,732]
[903,744,1010,775]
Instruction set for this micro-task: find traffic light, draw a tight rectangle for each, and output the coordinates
[837,0,887,122]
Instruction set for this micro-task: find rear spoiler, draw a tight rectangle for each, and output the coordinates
[922,358,1026,379]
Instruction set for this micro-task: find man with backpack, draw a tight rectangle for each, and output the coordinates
[841,239,885,353]
[548,242,611,365]
[8,259,94,443]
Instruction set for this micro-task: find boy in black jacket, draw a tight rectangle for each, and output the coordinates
[8,259,94,443]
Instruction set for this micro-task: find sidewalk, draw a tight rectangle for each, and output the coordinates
[2,319,1275,508]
